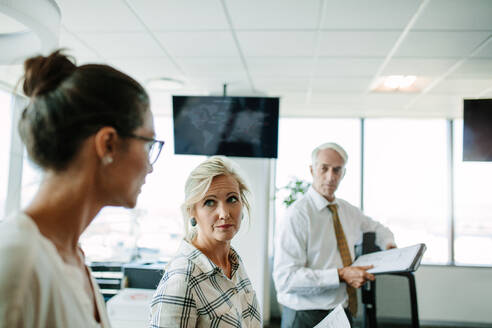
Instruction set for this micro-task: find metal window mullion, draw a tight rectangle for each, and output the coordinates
[360,118,365,211]
[447,119,455,265]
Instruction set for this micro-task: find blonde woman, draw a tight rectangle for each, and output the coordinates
[149,156,261,327]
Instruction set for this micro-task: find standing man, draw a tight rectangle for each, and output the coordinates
[273,143,396,328]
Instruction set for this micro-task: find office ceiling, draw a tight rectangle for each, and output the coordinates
[1,0,492,118]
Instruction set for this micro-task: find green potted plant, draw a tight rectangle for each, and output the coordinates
[278,177,311,207]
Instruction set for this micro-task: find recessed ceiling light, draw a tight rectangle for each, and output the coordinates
[146,77,184,91]
[372,75,419,92]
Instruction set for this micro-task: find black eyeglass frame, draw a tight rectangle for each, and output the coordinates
[124,133,165,165]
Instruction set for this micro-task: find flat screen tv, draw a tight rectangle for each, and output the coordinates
[463,98,492,161]
[173,95,279,158]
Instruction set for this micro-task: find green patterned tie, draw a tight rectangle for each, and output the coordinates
[328,204,357,317]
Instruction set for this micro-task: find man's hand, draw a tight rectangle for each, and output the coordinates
[338,265,375,288]
[386,243,397,250]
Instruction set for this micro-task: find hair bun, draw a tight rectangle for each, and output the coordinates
[23,49,77,97]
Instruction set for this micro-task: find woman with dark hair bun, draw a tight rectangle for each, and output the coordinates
[0,50,164,327]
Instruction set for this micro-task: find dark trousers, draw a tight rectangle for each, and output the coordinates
[281,306,353,328]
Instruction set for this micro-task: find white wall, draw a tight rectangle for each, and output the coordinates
[415,266,492,324]
[373,265,492,325]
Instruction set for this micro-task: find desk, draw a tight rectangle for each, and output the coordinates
[107,288,155,328]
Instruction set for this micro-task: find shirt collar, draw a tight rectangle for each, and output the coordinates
[178,237,240,277]
[307,186,338,211]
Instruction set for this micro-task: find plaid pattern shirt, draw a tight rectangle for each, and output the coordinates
[149,239,262,328]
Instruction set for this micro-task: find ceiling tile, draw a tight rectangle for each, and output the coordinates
[107,57,183,85]
[315,58,383,77]
[395,31,491,57]
[236,31,316,57]
[155,31,239,57]
[472,38,492,58]
[253,77,310,92]
[323,0,420,29]
[77,32,164,58]
[451,59,492,78]
[364,93,416,108]
[186,75,252,95]
[57,0,144,32]
[246,57,313,77]
[319,31,401,57]
[226,0,319,29]
[59,30,100,59]
[308,93,364,105]
[409,94,463,117]
[130,0,228,30]
[175,57,244,76]
[278,92,308,104]
[430,78,492,96]
[383,58,458,76]
[311,77,371,92]
[413,0,492,30]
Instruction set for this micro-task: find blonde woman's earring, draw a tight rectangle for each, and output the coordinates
[190,217,197,226]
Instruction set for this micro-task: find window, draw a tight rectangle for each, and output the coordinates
[364,119,448,264]
[0,89,12,217]
[275,118,361,229]
[21,115,206,262]
[453,120,492,266]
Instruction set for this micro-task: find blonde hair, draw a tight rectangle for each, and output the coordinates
[181,156,251,234]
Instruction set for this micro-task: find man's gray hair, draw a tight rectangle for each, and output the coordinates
[311,142,348,167]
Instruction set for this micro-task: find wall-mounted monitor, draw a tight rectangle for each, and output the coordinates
[463,98,492,161]
[173,95,279,158]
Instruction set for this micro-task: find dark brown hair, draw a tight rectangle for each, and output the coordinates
[19,50,149,171]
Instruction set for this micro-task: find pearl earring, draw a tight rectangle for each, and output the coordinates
[190,217,197,226]
[102,155,113,165]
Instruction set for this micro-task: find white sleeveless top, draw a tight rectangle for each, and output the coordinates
[0,212,111,328]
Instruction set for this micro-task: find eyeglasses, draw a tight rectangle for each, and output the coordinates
[126,133,165,165]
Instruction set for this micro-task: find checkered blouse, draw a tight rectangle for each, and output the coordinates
[149,239,262,328]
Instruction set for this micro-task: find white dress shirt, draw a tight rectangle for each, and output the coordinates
[0,212,111,328]
[273,187,395,311]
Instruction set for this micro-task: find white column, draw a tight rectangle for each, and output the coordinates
[5,94,26,216]
[231,157,275,323]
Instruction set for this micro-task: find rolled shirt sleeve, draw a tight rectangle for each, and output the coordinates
[358,211,396,250]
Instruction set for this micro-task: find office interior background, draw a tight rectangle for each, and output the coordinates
[1,0,492,327]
